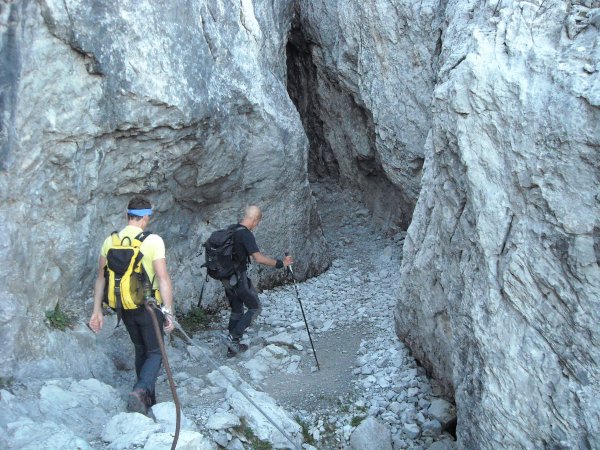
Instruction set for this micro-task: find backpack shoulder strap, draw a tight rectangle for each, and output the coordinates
[115,231,153,247]
[110,231,120,246]
[128,231,152,246]
[231,224,246,234]
[231,225,250,264]
[230,225,247,247]
[132,231,152,280]
[134,231,152,242]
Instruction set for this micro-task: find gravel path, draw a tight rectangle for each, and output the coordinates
[0,182,456,450]
[162,182,455,449]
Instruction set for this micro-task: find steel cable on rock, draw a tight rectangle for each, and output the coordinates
[169,315,302,450]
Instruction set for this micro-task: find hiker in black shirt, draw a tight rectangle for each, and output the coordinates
[224,205,293,357]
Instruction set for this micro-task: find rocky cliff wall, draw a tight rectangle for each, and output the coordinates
[288,0,442,230]
[395,1,600,448]
[0,0,329,379]
[2,0,599,447]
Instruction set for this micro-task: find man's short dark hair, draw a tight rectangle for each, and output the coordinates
[127,196,151,220]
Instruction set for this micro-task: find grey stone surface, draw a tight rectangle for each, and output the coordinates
[349,416,393,450]
[143,431,216,450]
[102,412,160,449]
[427,398,454,430]
[2,418,92,450]
[151,401,196,434]
[39,378,123,439]
[207,366,302,449]
[205,411,241,430]
[290,0,441,230]
[395,1,600,449]
[402,422,421,440]
[0,0,329,379]
[427,439,457,450]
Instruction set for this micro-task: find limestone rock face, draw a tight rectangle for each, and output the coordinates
[0,0,329,378]
[2,0,599,448]
[395,1,600,449]
[289,0,442,229]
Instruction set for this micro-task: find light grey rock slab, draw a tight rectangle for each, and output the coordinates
[224,377,302,449]
[206,365,301,448]
[151,401,196,433]
[210,431,230,448]
[243,344,290,381]
[427,399,455,429]
[206,411,242,430]
[265,332,295,347]
[144,430,217,450]
[102,412,160,449]
[423,419,443,437]
[403,422,421,440]
[349,416,393,450]
[39,378,123,439]
[226,437,246,450]
[2,417,92,450]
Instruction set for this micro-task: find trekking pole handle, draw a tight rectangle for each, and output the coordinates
[284,252,294,276]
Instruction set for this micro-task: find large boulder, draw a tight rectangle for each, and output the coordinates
[349,416,393,450]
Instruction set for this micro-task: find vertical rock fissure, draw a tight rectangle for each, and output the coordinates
[286,16,339,181]
[0,3,21,172]
[285,13,415,231]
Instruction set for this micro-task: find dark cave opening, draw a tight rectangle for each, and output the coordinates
[285,17,415,232]
[285,17,340,182]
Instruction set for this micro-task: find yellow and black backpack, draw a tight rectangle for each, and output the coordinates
[103,231,153,316]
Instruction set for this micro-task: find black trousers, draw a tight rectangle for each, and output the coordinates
[223,271,260,339]
[122,307,164,402]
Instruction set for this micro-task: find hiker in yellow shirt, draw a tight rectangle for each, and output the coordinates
[89,195,174,415]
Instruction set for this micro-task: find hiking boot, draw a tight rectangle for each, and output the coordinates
[148,391,157,407]
[226,342,249,358]
[225,335,248,357]
[127,388,149,415]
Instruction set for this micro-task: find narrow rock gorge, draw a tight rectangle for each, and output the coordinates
[1,0,598,449]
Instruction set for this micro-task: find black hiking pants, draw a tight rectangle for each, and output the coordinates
[222,271,260,339]
[122,307,165,403]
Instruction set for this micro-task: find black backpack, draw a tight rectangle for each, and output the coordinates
[201,225,246,280]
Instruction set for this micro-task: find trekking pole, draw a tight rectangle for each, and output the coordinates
[285,253,320,370]
[196,274,209,308]
[145,300,181,450]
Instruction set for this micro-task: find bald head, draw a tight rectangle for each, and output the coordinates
[244,205,262,221]
[241,205,262,230]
